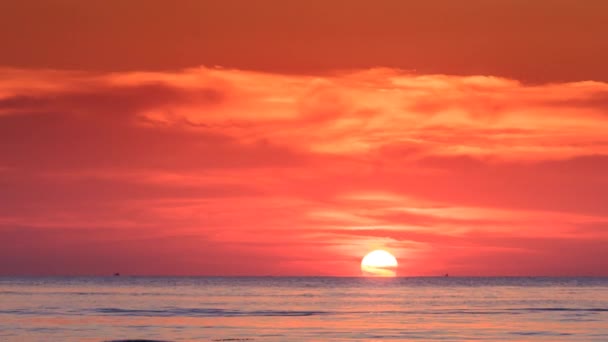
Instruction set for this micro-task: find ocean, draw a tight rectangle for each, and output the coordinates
[1,277,607,341]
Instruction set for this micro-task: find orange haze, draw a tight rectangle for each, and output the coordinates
[1,1,607,276]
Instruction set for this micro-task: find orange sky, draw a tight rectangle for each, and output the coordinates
[1,1,608,276]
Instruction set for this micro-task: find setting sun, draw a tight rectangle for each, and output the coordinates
[2,1,607,341]
[361,250,398,277]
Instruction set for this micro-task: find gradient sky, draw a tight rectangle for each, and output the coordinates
[1,0,608,276]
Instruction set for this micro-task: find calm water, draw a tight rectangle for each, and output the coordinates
[1,277,608,341]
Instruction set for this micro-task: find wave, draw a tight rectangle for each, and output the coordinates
[2,306,606,318]
[94,307,328,317]
[88,307,608,318]
[509,307,608,312]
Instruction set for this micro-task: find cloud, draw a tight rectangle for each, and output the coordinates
[3,67,608,158]
[1,66,608,275]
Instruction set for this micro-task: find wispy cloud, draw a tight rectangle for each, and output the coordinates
[1,67,607,275]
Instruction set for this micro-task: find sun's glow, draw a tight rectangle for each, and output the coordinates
[361,250,398,277]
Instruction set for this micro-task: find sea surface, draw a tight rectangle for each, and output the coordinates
[1,277,608,341]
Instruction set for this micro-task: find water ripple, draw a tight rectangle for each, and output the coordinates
[94,307,328,317]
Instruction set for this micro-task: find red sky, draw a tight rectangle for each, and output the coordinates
[1,1,608,276]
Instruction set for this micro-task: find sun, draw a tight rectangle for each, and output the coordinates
[361,250,398,277]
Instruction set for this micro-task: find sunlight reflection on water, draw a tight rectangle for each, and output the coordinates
[1,277,608,341]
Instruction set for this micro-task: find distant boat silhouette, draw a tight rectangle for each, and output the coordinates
[113,272,120,276]
[444,273,449,277]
